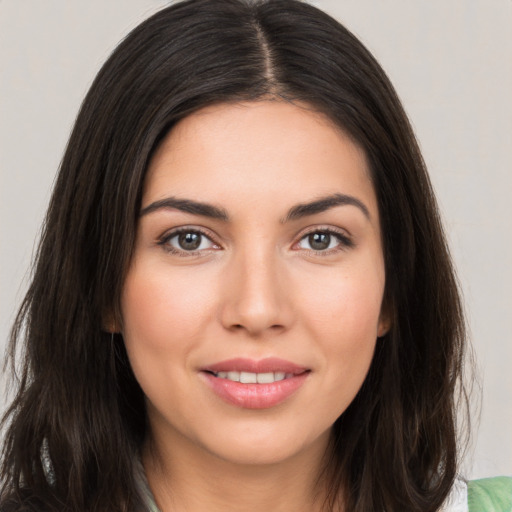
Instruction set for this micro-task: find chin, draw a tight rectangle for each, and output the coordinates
[194,422,331,467]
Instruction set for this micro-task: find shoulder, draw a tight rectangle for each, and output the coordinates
[468,477,512,512]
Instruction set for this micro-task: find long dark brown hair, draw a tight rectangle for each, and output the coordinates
[1,1,468,511]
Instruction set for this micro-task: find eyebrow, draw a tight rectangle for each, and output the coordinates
[283,193,370,222]
[140,197,229,220]
[140,193,370,222]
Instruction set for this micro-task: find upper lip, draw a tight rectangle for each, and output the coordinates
[202,357,309,375]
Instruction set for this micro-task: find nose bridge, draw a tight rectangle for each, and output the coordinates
[220,239,290,335]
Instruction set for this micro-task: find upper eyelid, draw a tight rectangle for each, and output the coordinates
[160,225,217,241]
[296,225,352,239]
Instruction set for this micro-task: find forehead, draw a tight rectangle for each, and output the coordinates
[143,101,377,219]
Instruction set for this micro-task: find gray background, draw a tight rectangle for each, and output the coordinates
[1,1,511,479]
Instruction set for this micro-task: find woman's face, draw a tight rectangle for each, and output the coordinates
[121,101,389,466]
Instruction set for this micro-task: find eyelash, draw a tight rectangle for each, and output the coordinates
[157,226,354,257]
[157,227,220,256]
[295,227,354,255]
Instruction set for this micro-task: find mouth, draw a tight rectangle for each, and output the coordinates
[205,370,299,384]
[200,358,310,409]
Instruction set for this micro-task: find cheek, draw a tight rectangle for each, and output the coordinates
[298,263,385,340]
[120,263,217,378]
[295,261,384,398]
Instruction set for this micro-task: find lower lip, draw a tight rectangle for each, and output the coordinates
[201,372,309,409]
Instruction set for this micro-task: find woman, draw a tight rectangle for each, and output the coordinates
[1,0,510,511]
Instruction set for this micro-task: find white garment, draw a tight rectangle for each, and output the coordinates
[441,479,469,512]
[135,459,469,512]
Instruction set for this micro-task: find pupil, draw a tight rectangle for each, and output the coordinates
[309,232,330,250]
[178,232,201,250]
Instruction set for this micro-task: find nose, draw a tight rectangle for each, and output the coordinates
[219,245,293,337]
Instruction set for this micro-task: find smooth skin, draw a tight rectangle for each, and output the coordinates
[120,101,390,511]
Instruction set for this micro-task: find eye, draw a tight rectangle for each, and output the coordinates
[296,229,353,252]
[159,228,219,254]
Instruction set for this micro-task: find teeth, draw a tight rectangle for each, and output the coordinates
[227,371,240,382]
[256,372,275,384]
[240,371,257,383]
[215,371,292,383]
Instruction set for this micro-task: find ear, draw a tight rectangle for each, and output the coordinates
[102,310,120,334]
[377,304,392,338]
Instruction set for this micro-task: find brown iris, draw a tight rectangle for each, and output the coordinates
[178,232,202,250]
[308,232,331,250]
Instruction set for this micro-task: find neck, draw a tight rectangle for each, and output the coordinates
[142,428,335,512]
